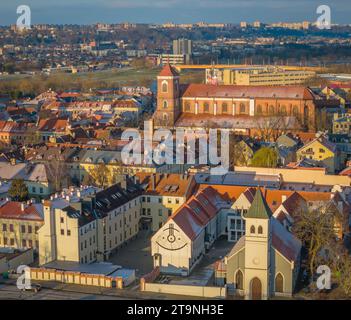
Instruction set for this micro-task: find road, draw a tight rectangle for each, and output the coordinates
[0,283,129,300]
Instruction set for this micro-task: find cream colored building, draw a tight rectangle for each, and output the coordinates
[215,189,301,299]
[38,180,142,265]
[137,173,196,231]
[222,68,315,86]
[151,187,231,275]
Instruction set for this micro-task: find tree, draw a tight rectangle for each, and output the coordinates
[251,147,278,168]
[292,204,337,282]
[45,159,70,192]
[8,179,29,201]
[88,164,111,189]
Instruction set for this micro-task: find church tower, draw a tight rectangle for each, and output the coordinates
[154,64,181,127]
[243,188,272,300]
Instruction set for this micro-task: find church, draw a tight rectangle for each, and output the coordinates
[153,64,318,132]
[215,189,302,300]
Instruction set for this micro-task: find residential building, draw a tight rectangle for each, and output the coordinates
[296,135,340,173]
[0,201,43,251]
[137,173,196,231]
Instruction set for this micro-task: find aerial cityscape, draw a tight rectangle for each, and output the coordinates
[1,0,351,308]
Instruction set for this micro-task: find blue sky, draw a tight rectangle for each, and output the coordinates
[0,0,349,25]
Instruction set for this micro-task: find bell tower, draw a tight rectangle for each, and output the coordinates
[154,64,180,127]
[243,188,272,300]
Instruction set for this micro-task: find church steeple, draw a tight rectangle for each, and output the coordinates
[154,64,181,127]
[245,188,272,220]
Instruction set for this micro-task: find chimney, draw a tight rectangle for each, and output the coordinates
[21,202,26,211]
[120,175,127,190]
[151,174,156,191]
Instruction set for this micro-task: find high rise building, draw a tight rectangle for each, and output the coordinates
[172,38,192,63]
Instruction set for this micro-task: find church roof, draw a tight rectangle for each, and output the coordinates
[159,64,179,77]
[244,188,272,219]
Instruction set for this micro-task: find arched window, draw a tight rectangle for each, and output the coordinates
[281,105,287,115]
[184,102,191,112]
[203,102,209,113]
[240,103,246,114]
[235,270,244,290]
[275,273,284,293]
[293,105,299,116]
[222,102,228,113]
[269,105,275,115]
[163,113,168,121]
[257,105,262,115]
[163,100,168,109]
[258,226,263,234]
[162,81,168,93]
[250,225,255,234]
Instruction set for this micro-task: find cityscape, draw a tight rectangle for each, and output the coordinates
[0,0,351,308]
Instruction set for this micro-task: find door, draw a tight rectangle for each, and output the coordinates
[251,277,262,300]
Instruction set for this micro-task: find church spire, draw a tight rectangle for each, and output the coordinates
[245,188,272,219]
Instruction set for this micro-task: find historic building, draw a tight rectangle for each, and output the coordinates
[153,64,320,132]
[215,189,301,299]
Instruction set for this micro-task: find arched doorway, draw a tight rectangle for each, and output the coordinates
[275,273,284,293]
[251,277,262,300]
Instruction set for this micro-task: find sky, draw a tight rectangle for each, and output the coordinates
[0,0,350,25]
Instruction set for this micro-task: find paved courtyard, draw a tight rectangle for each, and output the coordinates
[108,230,154,277]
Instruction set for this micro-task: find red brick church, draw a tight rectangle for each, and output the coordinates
[153,64,320,133]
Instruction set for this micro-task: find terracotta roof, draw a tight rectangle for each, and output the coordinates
[38,118,69,133]
[180,84,315,100]
[136,173,195,198]
[170,187,230,240]
[0,202,43,221]
[158,64,179,77]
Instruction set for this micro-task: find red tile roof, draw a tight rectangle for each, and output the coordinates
[0,202,43,221]
[158,64,179,77]
[181,84,315,100]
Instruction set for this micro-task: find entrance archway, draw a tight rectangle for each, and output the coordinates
[251,277,262,300]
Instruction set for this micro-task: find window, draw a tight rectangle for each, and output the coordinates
[280,105,287,115]
[258,226,263,234]
[184,102,191,112]
[10,239,14,246]
[256,105,262,115]
[60,217,64,223]
[222,103,228,113]
[293,106,299,116]
[319,148,325,153]
[67,230,71,236]
[21,225,26,233]
[275,273,284,293]
[235,270,244,290]
[163,100,168,109]
[269,105,275,115]
[60,229,64,235]
[162,81,168,93]
[3,237,7,245]
[203,102,209,113]
[28,226,32,234]
[250,225,255,234]
[10,224,14,232]
[158,209,163,217]
[2,224,6,232]
[240,103,246,114]
[168,209,172,217]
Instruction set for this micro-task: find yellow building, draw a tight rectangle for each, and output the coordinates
[296,135,339,173]
[137,173,197,231]
[0,201,44,251]
[222,68,315,86]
